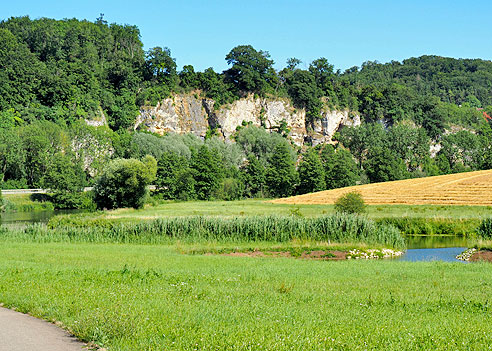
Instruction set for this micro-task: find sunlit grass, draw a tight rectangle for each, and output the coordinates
[0,242,491,350]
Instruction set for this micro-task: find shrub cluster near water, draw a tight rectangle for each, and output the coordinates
[3,214,405,248]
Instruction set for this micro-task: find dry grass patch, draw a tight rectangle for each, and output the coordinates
[273,169,492,206]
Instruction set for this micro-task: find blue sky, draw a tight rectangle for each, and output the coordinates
[3,0,492,72]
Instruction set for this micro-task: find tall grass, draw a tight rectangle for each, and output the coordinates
[477,218,492,239]
[7,214,405,248]
[375,217,479,236]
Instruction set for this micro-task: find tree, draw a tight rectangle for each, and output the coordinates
[242,154,266,197]
[179,65,199,89]
[155,152,194,200]
[322,146,360,189]
[297,148,325,194]
[0,128,26,187]
[266,143,298,197]
[41,152,86,209]
[93,156,157,209]
[224,45,276,95]
[364,147,408,183]
[190,145,223,200]
[286,69,323,122]
[145,46,177,88]
[309,57,335,96]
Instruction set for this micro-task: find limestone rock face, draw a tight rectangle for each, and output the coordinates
[135,94,209,138]
[311,110,361,146]
[134,92,360,146]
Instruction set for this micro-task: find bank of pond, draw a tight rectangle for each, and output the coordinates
[1,211,492,262]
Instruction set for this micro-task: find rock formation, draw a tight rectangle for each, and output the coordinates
[134,92,360,146]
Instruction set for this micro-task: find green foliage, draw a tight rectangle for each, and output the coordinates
[364,147,408,183]
[285,69,323,121]
[41,152,87,209]
[477,218,492,239]
[242,154,266,197]
[297,148,325,194]
[334,191,366,214]
[225,45,277,95]
[376,217,479,236]
[266,143,298,198]
[214,177,245,201]
[190,145,223,200]
[235,125,295,166]
[93,157,157,209]
[321,145,360,189]
[155,152,195,200]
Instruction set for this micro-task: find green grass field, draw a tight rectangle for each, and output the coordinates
[0,242,491,350]
[61,199,492,220]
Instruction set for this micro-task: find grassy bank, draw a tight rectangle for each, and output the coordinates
[2,194,54,212]
[10,214,405,249]
[0,242,491,350]
[54,199,492,220]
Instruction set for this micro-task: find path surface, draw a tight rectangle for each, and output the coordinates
[0,307,87,351]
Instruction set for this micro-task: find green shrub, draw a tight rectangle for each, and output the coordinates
[94,156,157,210]
[334,191,366,214]
[477,218,492,239]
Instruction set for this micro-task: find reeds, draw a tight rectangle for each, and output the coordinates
[2,214,405,248]
[375,217,479,236]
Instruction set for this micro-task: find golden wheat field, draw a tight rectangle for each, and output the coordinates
[274,169,492,206]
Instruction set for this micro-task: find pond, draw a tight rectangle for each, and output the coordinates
[0,210,80,228]
[400,235,470,262]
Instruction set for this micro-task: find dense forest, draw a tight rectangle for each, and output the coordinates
[1,16,492,208]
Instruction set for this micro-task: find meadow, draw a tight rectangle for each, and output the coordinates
[2,174,492,350]
[0,242,491,350]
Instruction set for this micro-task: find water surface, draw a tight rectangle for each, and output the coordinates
[401,235,470,262]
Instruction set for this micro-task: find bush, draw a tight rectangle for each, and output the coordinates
[477,218,492,239]
[334,191,365,214]
[93,156,157,210]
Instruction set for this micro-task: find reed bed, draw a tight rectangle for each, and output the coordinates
[3,214,405,248]
[375,217,480,236]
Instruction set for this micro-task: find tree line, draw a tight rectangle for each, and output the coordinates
[2,16,492,209]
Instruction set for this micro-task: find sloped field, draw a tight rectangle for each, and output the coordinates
[274,169,492,206]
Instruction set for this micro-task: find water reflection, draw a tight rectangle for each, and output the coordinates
[405,235,471,249]
[0,210,80,228]
[401,235,471,262]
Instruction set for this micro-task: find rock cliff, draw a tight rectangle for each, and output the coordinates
[135,92,360,146]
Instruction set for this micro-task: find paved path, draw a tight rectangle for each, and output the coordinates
[0,307,87,351]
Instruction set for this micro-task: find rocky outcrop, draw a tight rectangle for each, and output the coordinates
[134,92,360,146]
[311,110,361,146]
[136,94,209,138]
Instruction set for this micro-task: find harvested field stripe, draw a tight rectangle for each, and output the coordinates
[273,169,492,206]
